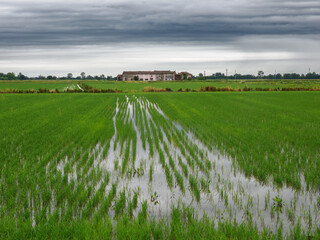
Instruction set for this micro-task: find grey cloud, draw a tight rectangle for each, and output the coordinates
[0,0,319,76]
[0,0,319,47]
[0,36,319,76]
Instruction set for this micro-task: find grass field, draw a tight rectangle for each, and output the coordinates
[0,92,319,239]
[0,81,74,91]
[1,79,320,92]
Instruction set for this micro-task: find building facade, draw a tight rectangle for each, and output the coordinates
[117,70,188,81]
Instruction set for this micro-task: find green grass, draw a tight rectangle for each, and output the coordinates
[77,79,320,92]
[0,80,76,91]
[2,79,320,92]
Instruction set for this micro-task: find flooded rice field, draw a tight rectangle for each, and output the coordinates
[50,95,319,234]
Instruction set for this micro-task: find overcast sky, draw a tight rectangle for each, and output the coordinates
[0,0,319,77]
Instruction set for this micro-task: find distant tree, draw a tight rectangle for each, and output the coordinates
[18,72,27,80]
[292,73,300,79]
[234,74,242,79]
[81,72,86,79]
[134,76,139,81]
[306,72,318,79]
[6,72,16,80]
[67,73,73,79]
[214,72,225,79]
[183,73,187,80]
[283,73,291,79]
[198,73,205,80]
[283,73,301,79]
[258,70,264,78]
[100,74,106,79]
[47,75,57,80]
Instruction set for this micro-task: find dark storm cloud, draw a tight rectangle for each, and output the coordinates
[0,0,319,46]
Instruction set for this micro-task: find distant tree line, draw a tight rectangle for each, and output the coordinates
[1,71,320,80]
[199,71,320,80]
[0,72,115,80]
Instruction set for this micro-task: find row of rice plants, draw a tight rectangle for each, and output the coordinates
[147,92,320,190]
[0,94,116,228]
[146,98,211,200]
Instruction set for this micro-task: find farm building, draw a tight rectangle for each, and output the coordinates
[181,72,193,80]
[117,70,192,81]
[175,71,193,80]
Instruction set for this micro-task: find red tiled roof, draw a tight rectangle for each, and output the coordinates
[181,72,192,75]
[153,70,176,74]
[123,71,153,74]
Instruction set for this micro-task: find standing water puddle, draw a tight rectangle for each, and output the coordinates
[55,95,319,234]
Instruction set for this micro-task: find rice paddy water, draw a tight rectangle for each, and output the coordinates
[55,95,319,234]
[0,93,319,238]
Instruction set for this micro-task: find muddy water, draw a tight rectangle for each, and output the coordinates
[53,95,319,234]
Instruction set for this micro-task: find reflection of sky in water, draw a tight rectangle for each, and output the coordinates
[54,95,319,234]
